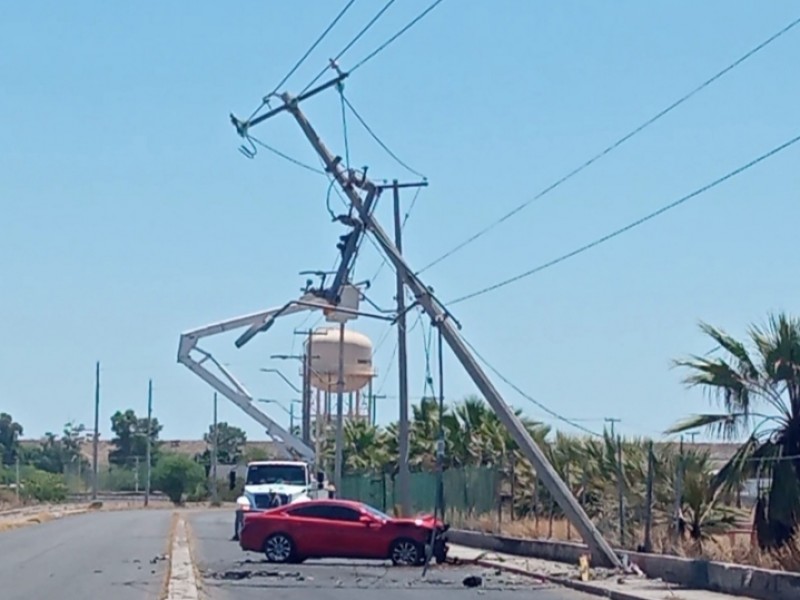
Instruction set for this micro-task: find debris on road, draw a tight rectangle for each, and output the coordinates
[462,575,483,587]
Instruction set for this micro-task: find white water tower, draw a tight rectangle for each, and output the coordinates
[304,326,374,393]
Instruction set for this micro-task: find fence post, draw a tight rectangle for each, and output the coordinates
[643,441,655,552]
[533,474,539,536]
[510,452,516,521]
[15,455,21,504]
[616,435,625,547]
[673,437,685,544]
[495,462,502,530]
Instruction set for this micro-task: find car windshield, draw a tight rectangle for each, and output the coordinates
[246,464,306,486]
[362,503,391,521]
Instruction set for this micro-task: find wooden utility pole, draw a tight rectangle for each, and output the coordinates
[91,361,100,501]
[390,178,427,517]
[144,379,153,507]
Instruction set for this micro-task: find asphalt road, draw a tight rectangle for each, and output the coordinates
[189,510,598,600]
[0,509,172,600]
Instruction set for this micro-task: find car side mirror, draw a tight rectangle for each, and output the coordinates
[359,515,374,526]
[228,470,236,491]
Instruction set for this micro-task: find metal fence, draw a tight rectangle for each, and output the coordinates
[340,446,755,552]
[340,465,500,526]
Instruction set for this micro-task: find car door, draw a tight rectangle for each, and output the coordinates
[284,504,335,557]
[323,506,382,559]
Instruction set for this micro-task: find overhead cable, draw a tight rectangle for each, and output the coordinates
[271,0,358,96]
[349,0,447,74]
[449,131,800,305]
[342,94,427,179]
[461,336,601,437]
[247,133,328,176]
[244,0,358,122]
[417,15,800,274]
[301,0,398,95]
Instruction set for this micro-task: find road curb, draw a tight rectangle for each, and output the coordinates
[166,516,200,600]
[473,558,651,600]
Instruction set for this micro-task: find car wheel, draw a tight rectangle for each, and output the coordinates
[263,533,295,563]
[390,538,423,566]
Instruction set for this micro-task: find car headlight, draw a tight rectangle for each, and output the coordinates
[236,496,251,511]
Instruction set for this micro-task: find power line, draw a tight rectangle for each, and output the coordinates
[342,94,427,180]
[246,133,328,176]
[270,0,358,96]
[349,0,447,74]
[417,15,800,274]
[461,335,601,437]
[301,0,398,95]
[244,0,358,122]
[450,131,800,305]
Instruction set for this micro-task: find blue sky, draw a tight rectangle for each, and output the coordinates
[2,1,799,444]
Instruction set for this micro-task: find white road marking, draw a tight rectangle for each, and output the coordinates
[167,517,200,600]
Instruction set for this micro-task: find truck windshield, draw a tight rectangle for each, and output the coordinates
[246,464,306,486]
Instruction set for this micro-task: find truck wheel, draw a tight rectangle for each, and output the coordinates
[264,533,296,563]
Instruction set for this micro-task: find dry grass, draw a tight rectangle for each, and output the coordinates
[456,512,800,572]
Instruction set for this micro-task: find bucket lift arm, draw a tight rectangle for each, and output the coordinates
[177,293,333,462]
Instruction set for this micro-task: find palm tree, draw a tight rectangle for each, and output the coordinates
[667,312,800,550]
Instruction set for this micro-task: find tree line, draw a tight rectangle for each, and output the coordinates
[0,408,249,504]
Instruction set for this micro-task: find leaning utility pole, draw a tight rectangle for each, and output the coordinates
[91,361,100,501]
[386,178,428,516]
[144,379,153,507]
[274,91,621,568]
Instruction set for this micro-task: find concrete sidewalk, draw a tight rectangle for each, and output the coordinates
[448,544,751,600]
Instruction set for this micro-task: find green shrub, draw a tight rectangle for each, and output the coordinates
[22,469,68,503]
[153,454,204,505]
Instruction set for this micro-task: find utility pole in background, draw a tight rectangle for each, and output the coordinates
[333,322,346,496]
[272,91,623,567]
[211,391,219,504]
[387,178,428,517]
[144,378,153,507]
[604,417,621,439]
[92,361,100,501]
[300,329,314,446]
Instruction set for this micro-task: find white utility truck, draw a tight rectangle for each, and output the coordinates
[231,459,333,540]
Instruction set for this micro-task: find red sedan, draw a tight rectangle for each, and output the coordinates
[239,499,449,566]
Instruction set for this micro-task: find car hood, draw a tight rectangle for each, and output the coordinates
[244,483,307,496]
[392,513,447,529]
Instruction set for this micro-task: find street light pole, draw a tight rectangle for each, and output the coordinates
[145,378,152,507]
[92,361,100,501]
